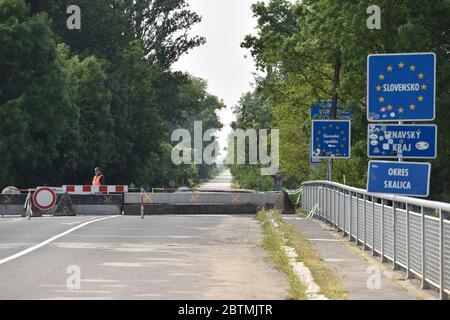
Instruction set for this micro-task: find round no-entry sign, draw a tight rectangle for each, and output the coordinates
[33,187,57,210]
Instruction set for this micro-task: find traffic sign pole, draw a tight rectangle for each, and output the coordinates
[328,159,332,181]
[398,121,403,162]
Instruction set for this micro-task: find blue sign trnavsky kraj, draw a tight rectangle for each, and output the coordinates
[311,120,351,159]
[368,124,437,159]
[367,53,435,122]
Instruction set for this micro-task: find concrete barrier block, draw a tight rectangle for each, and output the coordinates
[123,204,261,215]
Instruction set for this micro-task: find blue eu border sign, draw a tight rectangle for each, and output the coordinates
[311,120,351,159]
[367,161,431,197]
[368,124,437,159]
[367,53,436,122]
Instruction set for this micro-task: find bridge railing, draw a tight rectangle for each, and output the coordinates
[301,180,450,300]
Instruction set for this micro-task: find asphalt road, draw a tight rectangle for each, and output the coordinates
[0,172,288,300]
[199,171,233,190]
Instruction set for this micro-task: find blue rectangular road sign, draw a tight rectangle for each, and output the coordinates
[310,100,353,120]
[367,161,431,197]
[367,53,435,122]
[312,120,351,158]
[368,124,437,159]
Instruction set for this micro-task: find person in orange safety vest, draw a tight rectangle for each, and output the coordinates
[92,167,105,185]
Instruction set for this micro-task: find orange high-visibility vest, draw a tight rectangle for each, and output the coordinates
[92,175,104,186]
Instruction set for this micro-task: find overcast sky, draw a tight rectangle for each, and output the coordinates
[172,0,262,159]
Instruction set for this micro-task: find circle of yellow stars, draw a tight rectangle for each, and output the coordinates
[375,62,427,117]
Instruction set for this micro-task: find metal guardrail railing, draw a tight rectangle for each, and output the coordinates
[301,180,449,300]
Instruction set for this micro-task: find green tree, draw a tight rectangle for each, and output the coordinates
[0,0,76,186]
[124,0,206,68]
[66,54,115,183]
[238,0,450,201]
[107,41,164,185]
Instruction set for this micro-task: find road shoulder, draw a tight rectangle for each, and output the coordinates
[284,216,437,300]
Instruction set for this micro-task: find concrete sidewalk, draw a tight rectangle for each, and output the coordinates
[283,216,422,300]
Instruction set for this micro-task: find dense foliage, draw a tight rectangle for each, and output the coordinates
[0,0,223,189]
[230,0,450,201]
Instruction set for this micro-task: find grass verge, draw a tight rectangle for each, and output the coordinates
[256,210,309,300]
[257,209,347,300]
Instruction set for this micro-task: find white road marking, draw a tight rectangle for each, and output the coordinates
[65,234,199,238]
[324,258,358,262]
[61,221,85,226]
[0,217,25,223]
[0,215,119,265]
[309,238,341,242]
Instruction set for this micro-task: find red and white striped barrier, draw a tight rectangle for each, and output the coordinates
[62,185,128,194]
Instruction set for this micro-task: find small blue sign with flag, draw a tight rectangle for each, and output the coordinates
[312,120,351,158]
[367,161,431,197]
[368,124,437,159]
[367,53,435,121]
[310,137,322,165]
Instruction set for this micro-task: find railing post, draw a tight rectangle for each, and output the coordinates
[303,187,306,211]
[319,186,323,219]
[349,190,353,242]
[326,186,331,223]
[305,185,311,212]
[327,187,331,223]
[307,186,309,211]
[307,187,310,212]
[316,186,320,218]
[315,186,318,212]
[363,194,367,251]
[372,197,375,256]
[420,206,429,289]
[356,193,359,246]
[393,202,398,270]
[140,188,145,220]
[405,203,412,279]
[337,188,341,232]
[381,200,386,263]
[343,188,346,236]
[439,208,447,300]
[330,187,333,225]
[334,187,337,229]
[322,186,325,219]
[303,186,305,211]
